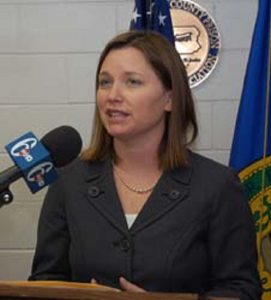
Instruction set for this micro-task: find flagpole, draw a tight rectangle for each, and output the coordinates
[260,26,271,243]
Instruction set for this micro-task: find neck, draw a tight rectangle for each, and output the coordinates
[112,137,163,196]
[113,138,161,172]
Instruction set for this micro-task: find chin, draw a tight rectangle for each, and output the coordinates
[109,131,132,141]
[106,127,131,138]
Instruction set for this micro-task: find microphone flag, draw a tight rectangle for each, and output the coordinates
[5,132,58,193]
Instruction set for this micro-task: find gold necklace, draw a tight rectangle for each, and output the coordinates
[113,165,156,194]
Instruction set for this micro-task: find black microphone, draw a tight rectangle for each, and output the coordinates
[0,126,82,207]
[41,126,82,168]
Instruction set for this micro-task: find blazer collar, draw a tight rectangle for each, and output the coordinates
[83,157,193,236]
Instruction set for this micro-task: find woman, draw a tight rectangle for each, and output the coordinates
[29,31,262,299]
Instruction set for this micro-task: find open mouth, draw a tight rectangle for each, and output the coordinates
[107,109,130,118]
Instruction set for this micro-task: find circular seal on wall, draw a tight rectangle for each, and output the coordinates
[170,0,221,88]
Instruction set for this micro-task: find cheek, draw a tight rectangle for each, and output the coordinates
[96,92,105,110]
[143,93,168,112]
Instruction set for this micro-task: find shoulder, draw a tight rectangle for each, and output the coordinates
[188,151,237,180]
[166,150,238,187]
[167,151,241,198]
[189,151,229,170]
[186,151,247,207]
[179,151,243,199]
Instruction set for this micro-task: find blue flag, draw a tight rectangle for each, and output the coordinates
[130,0,175,44]
[229,0,271,297]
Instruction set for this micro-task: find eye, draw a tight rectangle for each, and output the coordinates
[127,78,142,86]
[98,78,112,88]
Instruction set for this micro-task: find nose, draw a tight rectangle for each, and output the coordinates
[108,82,123,102]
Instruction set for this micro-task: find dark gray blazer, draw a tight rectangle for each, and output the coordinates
[29,152,262,299]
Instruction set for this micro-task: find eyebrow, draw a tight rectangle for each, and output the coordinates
[98,71,110,77]
[99,70,143,77]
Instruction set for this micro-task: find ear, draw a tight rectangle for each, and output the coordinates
[164,90,172,112]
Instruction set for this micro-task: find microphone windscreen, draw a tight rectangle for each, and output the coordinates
[41,126,82,168]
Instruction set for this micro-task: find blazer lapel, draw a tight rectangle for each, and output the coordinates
[84,159,129,235]
[130,164,193,235]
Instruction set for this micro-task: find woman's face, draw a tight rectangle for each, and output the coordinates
[97,47,172,143]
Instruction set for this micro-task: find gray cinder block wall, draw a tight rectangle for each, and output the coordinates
[0,0,258,280]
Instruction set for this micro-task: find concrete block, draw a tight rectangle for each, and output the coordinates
[0,5,18,53]
[0,250,34,280]
[0,55,68,103]
[212,100,239,150]
[194,101,212,150]
[193,49,249,101]
[67,54,99,103]
[19,3,116,53]
[214,1,258,49]
[116,2,134,33]
[0,202,41,248]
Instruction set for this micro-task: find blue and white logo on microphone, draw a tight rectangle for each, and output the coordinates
[10,137,37,162]
[26,161,56,192]
[5,132,58,193]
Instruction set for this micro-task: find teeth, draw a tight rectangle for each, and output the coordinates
[108,111,127,117]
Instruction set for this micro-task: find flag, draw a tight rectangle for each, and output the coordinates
[229,0,271,298]
[130,0,175,44]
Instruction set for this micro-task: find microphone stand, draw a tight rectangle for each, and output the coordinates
[0,166,21,208]
[0,189,13,208]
